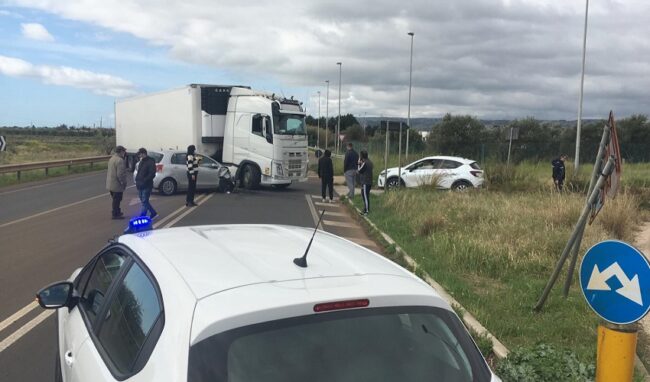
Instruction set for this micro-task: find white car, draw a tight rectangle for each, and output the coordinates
[37,223,500,382]
[378,156,484,190]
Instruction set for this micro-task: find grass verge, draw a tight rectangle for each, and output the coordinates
[0,163,108,188]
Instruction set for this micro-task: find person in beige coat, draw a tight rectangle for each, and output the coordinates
[106,145,128,219]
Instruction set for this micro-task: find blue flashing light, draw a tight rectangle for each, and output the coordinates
[124,216,153,234]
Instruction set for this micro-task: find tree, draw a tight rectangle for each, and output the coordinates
[429,114,484,158]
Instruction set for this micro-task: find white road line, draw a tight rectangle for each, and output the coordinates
[0,192,210,354]
[0,172,104,196]
[323,211,346,217]
[152,193,209,229]
[0,185,135,229]
[163,193,215,228]
[0,310,53,352]
[322,220,356,228]
[0,301,38,334]
[304,194,324,229]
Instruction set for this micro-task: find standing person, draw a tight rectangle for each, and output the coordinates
[318,149,334,203]
[135,148,158,219]
[358,150,373,215]
[106,145,128,219]
[186,145,199,207]
[552,154,569,192]
[343,142,359,199]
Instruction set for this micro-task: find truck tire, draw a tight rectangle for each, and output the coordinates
[159,178,177,196]
[241,165,261,190]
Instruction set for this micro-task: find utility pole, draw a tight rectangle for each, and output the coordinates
[575,0,589,172]
[336,62,342,155]
[406,32,414,161]
[325,80,329,150]
[317,91,321,149]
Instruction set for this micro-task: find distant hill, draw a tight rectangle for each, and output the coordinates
[361,117,602,131]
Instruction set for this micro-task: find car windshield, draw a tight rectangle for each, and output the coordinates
[187,306,490,382]
[273,114,305,135]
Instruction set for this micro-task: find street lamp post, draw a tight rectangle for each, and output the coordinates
[575,0,589,172]
[325,80,329,150]
[317,91,321,149]
[406,32,414,162]
[337,62,342,155]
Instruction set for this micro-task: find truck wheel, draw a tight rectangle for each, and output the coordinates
[241,165,261,189]
[159,178,177,196]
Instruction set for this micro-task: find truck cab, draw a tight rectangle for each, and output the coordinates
[222,87,308,189]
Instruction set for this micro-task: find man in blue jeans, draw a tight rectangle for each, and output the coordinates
[135,148,158,219]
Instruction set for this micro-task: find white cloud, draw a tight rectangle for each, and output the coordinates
[0,55,138,97]
[6,0,650,119]
[21,22,54,42]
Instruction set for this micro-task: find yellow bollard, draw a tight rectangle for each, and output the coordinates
[596,324,637,382]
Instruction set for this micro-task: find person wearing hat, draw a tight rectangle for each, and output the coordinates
[106,145,128,219]
[135,147,158,219]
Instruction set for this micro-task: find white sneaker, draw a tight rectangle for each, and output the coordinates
[322,198,326,203]
[328,199,333,203]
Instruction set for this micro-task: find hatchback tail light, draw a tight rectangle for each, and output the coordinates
[156,164,164,173]
[470,170,483,177]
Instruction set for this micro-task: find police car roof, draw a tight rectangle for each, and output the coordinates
[119,224,431,299]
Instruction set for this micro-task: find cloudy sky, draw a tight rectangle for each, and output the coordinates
[0,0,649,127]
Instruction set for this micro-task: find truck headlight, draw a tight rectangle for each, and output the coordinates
[275,162,284,176]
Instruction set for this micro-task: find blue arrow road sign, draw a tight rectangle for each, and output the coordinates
[580,240,650,325]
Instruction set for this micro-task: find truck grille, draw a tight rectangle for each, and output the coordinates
[288,160,302,170]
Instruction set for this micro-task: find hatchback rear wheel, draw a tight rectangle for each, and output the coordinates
[159,178,177,196]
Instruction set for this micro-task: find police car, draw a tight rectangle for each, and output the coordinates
[37,219,500,381]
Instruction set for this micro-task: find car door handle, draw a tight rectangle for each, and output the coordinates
[64,351,74,367]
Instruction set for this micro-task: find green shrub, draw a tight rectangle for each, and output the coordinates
[495,344,595,382]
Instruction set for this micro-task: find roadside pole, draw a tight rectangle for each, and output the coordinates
[384,121,389,194]
[596,324,637,382]
[397,122,403,189]
[506,127,513,166]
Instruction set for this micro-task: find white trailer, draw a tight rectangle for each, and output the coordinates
[115,84,308,189]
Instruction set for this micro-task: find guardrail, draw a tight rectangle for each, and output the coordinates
[0,155,111,180]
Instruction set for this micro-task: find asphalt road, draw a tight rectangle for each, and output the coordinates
[0,171,318,381]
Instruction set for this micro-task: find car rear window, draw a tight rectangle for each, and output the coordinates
[469,162,481,170]
[149,152,164,163]
[187,306,490,382]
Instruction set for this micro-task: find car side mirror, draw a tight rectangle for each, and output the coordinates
[36,281,74,309]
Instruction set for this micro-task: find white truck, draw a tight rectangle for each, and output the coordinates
[115,84,308,189]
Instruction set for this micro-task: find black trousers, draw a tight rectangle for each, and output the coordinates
[187,173,197,204]
[321,177,333,200]
[361,184,371,213]
[110,191,123,217]
[555,178,564,192]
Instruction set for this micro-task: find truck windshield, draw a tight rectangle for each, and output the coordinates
[187,306,491,382]
[273,114,305,135]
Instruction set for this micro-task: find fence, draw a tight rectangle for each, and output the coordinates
[0,156,110,180]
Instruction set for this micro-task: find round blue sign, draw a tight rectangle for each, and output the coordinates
[580,240,650,325]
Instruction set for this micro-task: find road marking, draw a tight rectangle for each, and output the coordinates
[0,301,38,334]
[323,211,346,217]
[322,220,356,228]
[304,194,323,229]
[162,193,214,228]
[0,310,53,353]
[0,185,135,229]
[0,192,209,354]
[0,172,104,196]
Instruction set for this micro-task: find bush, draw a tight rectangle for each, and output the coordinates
[495,344,595,382]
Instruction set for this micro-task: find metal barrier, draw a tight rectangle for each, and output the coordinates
[0,156,110,180]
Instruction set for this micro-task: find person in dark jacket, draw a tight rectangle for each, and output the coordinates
[135,148,158,219]
[552,154,568,192]
[318,149,334,203]
[357,150,373,215]
[343,143,359,198]
[186,145,199,207]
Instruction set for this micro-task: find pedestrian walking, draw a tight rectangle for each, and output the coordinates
[318,149,334,203]
[135,148,158,219]
[358,150,373,215]
[106,145,128,219]
[552,154,569,192]
[186,145,199,207]
[343,142,359,198]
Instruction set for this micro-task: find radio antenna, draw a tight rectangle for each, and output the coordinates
[294,210,326,268]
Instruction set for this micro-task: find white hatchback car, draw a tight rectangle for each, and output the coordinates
[37,224,500,382]
[378,156,484,190]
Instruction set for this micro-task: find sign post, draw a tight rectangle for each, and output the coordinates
[580,240,650,381]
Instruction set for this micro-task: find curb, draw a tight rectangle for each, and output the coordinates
[341,196,510,359]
